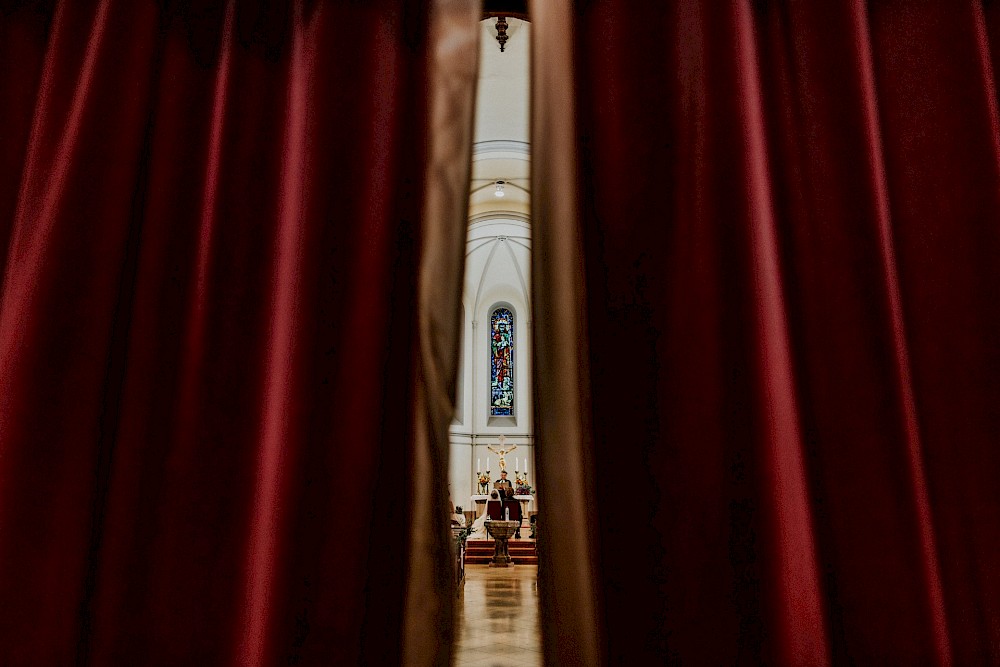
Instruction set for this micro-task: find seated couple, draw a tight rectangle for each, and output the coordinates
[487,471,522,537]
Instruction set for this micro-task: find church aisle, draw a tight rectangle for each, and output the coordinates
[453,565,542,666]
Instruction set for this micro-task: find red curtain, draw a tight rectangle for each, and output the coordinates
[533,1,1000,664]
[0,1,472,664]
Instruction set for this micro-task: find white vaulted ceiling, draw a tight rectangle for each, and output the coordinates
[469,17,530,220]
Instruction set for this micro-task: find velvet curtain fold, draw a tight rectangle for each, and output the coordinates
[533,1,1000,665]
[0,1,478,664]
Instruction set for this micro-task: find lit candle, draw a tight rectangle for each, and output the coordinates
[478,458,481,472]
[487,457,490,470]
[516,457,519,471]
[525,461,528,475]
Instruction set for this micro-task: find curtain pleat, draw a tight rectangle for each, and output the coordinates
[529,1,603,665]
[533,1,1000,664]
[0,1,479,664]
[403,0,480,664]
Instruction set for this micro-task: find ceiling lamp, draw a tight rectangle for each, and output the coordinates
[495,15,509,52]
[495,181,506,197]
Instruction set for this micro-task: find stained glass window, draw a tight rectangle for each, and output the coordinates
[490,307,514,416]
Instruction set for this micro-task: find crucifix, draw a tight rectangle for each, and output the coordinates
[487,435,518,472]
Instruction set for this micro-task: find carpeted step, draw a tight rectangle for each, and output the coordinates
[465,556,538,565]
[463,538,538,565]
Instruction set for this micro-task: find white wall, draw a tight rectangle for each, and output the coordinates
[474,19,530,146]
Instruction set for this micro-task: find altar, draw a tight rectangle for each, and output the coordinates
[513,494,533,528]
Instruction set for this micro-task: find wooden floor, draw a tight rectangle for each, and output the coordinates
[453,565,542,666]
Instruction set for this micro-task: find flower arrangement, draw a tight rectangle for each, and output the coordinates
[514,471,535,495]
[476,471,491,495]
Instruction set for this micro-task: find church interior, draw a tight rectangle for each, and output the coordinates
[1,1,999,665]
[448,14,541,664]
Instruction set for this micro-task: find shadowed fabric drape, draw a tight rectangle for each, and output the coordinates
[533,1,1000,665]
[404,0,480,663]
[0,1,478,664]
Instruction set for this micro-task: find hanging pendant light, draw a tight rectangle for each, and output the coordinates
[495,180,506,197]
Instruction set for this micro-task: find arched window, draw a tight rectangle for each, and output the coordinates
[490,307,515,416]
